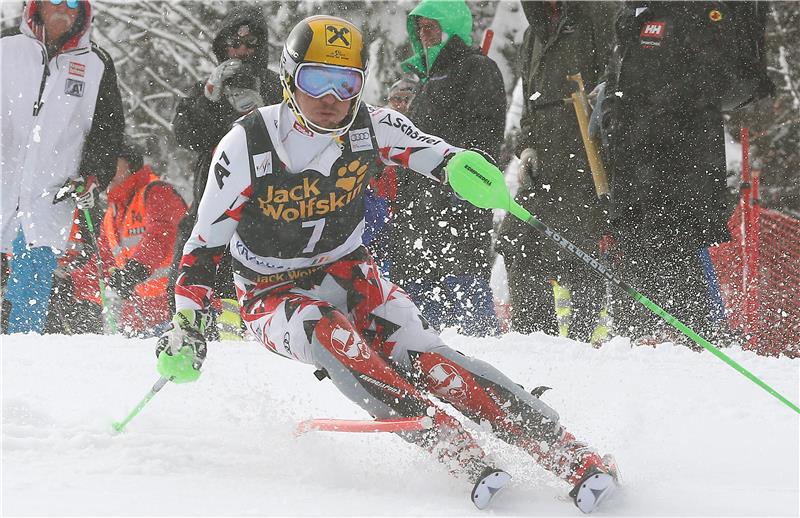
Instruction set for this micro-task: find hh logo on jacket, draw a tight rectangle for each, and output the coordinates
[640,21,667,48]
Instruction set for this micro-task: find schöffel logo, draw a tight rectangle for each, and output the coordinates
[640,21,665,38]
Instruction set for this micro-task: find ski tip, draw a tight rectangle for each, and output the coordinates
[471,468,512,510]
[572,472,616,514]
[295,416,433,436]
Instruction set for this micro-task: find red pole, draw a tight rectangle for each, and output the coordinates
[740,128,752,342]
[750,169,762,352]
[481,29,494,56]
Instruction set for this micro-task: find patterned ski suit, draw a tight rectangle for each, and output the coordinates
[175,102,604,484]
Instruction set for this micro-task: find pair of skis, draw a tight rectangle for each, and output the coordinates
[111,383,514,510]
[295,415,514,512]
[113,380,615,512]
[296,414,615,513]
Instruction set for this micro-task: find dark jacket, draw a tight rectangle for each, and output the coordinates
[609,1,774,112]
[392,0,506,281]
[608,2,773,248]
[497,1,617,266]
[516,1,616,162]
[172,3,282,208]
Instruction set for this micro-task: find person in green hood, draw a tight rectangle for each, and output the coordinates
[391,0,506,337]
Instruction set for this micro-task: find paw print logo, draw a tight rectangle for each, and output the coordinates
[336,159,368,192]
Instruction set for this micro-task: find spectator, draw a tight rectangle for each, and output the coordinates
[495,1,617,342]
[48,139,187,336]
[1,0,124,334]
[393,0,506,336]
[386,76,417,113]
[170,3,281,340]
[598,1,774,343]
[362,77,418,273]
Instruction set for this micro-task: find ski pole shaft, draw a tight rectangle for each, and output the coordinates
[80,205,117,334]
[112,377,169,433]
[520,212,799,414]
[446,151,799,415]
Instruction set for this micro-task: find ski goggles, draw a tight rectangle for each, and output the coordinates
[49,0,79,8]
[295,63,364,102]
[226,32,259,49]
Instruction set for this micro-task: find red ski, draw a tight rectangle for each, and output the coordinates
[295,416,433,436]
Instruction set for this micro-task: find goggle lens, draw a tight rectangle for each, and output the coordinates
[227,34,259,49]
[49,0,79,8]
[295,64,363,102]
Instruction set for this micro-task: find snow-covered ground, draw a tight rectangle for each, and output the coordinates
[3,331,798,516]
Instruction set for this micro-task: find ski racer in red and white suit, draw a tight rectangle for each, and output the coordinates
[158,15,615,513]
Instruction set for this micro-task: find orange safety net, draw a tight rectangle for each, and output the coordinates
[710,202,800,358]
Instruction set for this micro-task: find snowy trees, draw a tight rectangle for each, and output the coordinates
[758,2,800,215]
[1,1,518,204]
[728,2,800,216]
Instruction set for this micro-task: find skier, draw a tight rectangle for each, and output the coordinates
[156,15,617,513]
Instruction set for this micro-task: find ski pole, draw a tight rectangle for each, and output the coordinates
[447,151,800,415]
[76,187,117,334]
[112,376,170,433]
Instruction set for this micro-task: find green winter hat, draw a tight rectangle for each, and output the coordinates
[402,0,474,79]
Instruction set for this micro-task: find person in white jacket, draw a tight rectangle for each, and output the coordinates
[1,0,124,333]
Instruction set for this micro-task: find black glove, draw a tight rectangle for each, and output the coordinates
[53,176,98,209]
[516,148,537,188]
[108,260,149,298]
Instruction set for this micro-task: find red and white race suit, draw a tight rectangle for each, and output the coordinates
[175,102,606,485]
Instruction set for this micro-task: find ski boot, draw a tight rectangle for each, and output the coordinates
[413,410,511,510]
[471,466,512,510]
[569,454,619,514]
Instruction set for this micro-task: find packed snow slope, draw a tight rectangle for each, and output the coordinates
[3,331,798,517]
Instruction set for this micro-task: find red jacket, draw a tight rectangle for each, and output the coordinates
[72,166,187,303]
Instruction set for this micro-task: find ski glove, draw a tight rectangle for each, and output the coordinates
[156,309,210,383]
[108,260,149,299]
[588,82,606,139]
[54,176,98,209]
[204,59,242,103]
[225,87,263,114]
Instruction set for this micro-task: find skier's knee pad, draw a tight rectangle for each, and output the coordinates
[312,311,433,419]
[415,348,562,437]
[313,311,373,367]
